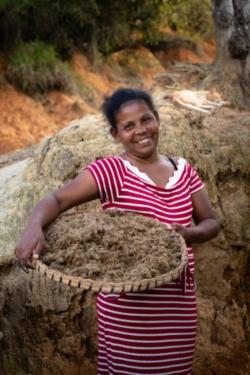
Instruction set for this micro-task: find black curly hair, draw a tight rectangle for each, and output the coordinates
[101,87,157,129]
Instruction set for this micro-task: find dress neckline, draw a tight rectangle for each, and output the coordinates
[118,156,185,189]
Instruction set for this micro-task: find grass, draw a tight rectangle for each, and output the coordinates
[7,41,75,96]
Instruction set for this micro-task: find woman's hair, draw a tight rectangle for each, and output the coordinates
[101,87,156,129]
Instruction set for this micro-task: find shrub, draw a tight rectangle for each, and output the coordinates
[163,0,213,40]
[7,41,74,95]
[1,1,214,63]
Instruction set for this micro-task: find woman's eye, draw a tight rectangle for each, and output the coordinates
[124,124,133,130]
[143,116,152,123]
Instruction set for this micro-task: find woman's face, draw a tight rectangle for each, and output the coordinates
[111,100,160,159]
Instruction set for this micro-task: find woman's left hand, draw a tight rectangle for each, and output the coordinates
[171,185,220,246]
[171,223,193,245]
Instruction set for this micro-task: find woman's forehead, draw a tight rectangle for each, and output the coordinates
[116,100,152,119]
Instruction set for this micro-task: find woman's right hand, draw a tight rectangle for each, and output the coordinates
[15,169,99,267]
[15,223,45,267]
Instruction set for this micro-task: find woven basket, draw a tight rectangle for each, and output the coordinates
[34,242,188,293]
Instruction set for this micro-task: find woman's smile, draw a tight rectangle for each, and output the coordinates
[135,137,154,150]
[136,136,151,144]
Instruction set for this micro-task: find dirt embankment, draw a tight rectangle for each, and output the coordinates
[0,48,165,156]
[0,41,249,375]
[0,91,249,374]
[0,40,214,156]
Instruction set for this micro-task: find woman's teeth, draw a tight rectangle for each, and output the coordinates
[138,138,150,144]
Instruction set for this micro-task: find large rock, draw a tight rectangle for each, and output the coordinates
[0,93,249,374]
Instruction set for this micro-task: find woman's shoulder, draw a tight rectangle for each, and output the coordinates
[168,156,195,166]
[167,156,185,169]
[168,156,189,162]
[87,155,124,171]
[167,157,198,176]
[91,155,120,163]
[169,156,180,164]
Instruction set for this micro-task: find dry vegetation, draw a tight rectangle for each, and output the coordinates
[42,209,184,283]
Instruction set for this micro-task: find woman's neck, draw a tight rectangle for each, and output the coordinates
[121,151,161,165]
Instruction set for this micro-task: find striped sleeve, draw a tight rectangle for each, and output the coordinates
[188,161,204,194]
[86,156,124,203]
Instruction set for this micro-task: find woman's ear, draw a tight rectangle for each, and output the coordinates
[153,110,160,123]
[110,127,119,143]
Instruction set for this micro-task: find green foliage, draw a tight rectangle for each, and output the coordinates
[163,0,213,40]
[0,0,213,58]
[7,41,74,95]
[0,0,19,10]
[0,0,214,92]
[95,0,166,54]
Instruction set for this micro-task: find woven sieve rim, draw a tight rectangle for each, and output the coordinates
[33,242,188,294]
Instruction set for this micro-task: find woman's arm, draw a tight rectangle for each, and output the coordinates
[172,187,220,245]
[15,169,98,266]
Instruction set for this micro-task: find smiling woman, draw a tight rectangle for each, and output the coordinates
[16,87,219,375]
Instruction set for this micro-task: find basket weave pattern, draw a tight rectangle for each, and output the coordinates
[34,243,188,293]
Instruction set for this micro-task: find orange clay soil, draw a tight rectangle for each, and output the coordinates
[0,41,216,156]
[42,209,185,283]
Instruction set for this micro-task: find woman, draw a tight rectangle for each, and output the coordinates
[16,88,219,375]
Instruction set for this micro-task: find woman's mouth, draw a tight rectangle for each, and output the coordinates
[137,137,151,145]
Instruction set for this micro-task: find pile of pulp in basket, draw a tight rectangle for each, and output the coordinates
[41,209,185,283]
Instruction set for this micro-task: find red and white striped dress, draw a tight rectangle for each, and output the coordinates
[86,156,204,375]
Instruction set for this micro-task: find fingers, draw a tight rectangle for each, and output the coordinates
[15,237,44,267]
[15,246,34,267]
[32,238,43,259]
[171,223,189,241]
[30,240,44,267]
[171,223,182,232]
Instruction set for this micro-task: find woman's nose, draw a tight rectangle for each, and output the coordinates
[135,123,147,134]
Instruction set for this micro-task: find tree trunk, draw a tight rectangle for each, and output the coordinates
[212,0,250,108]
